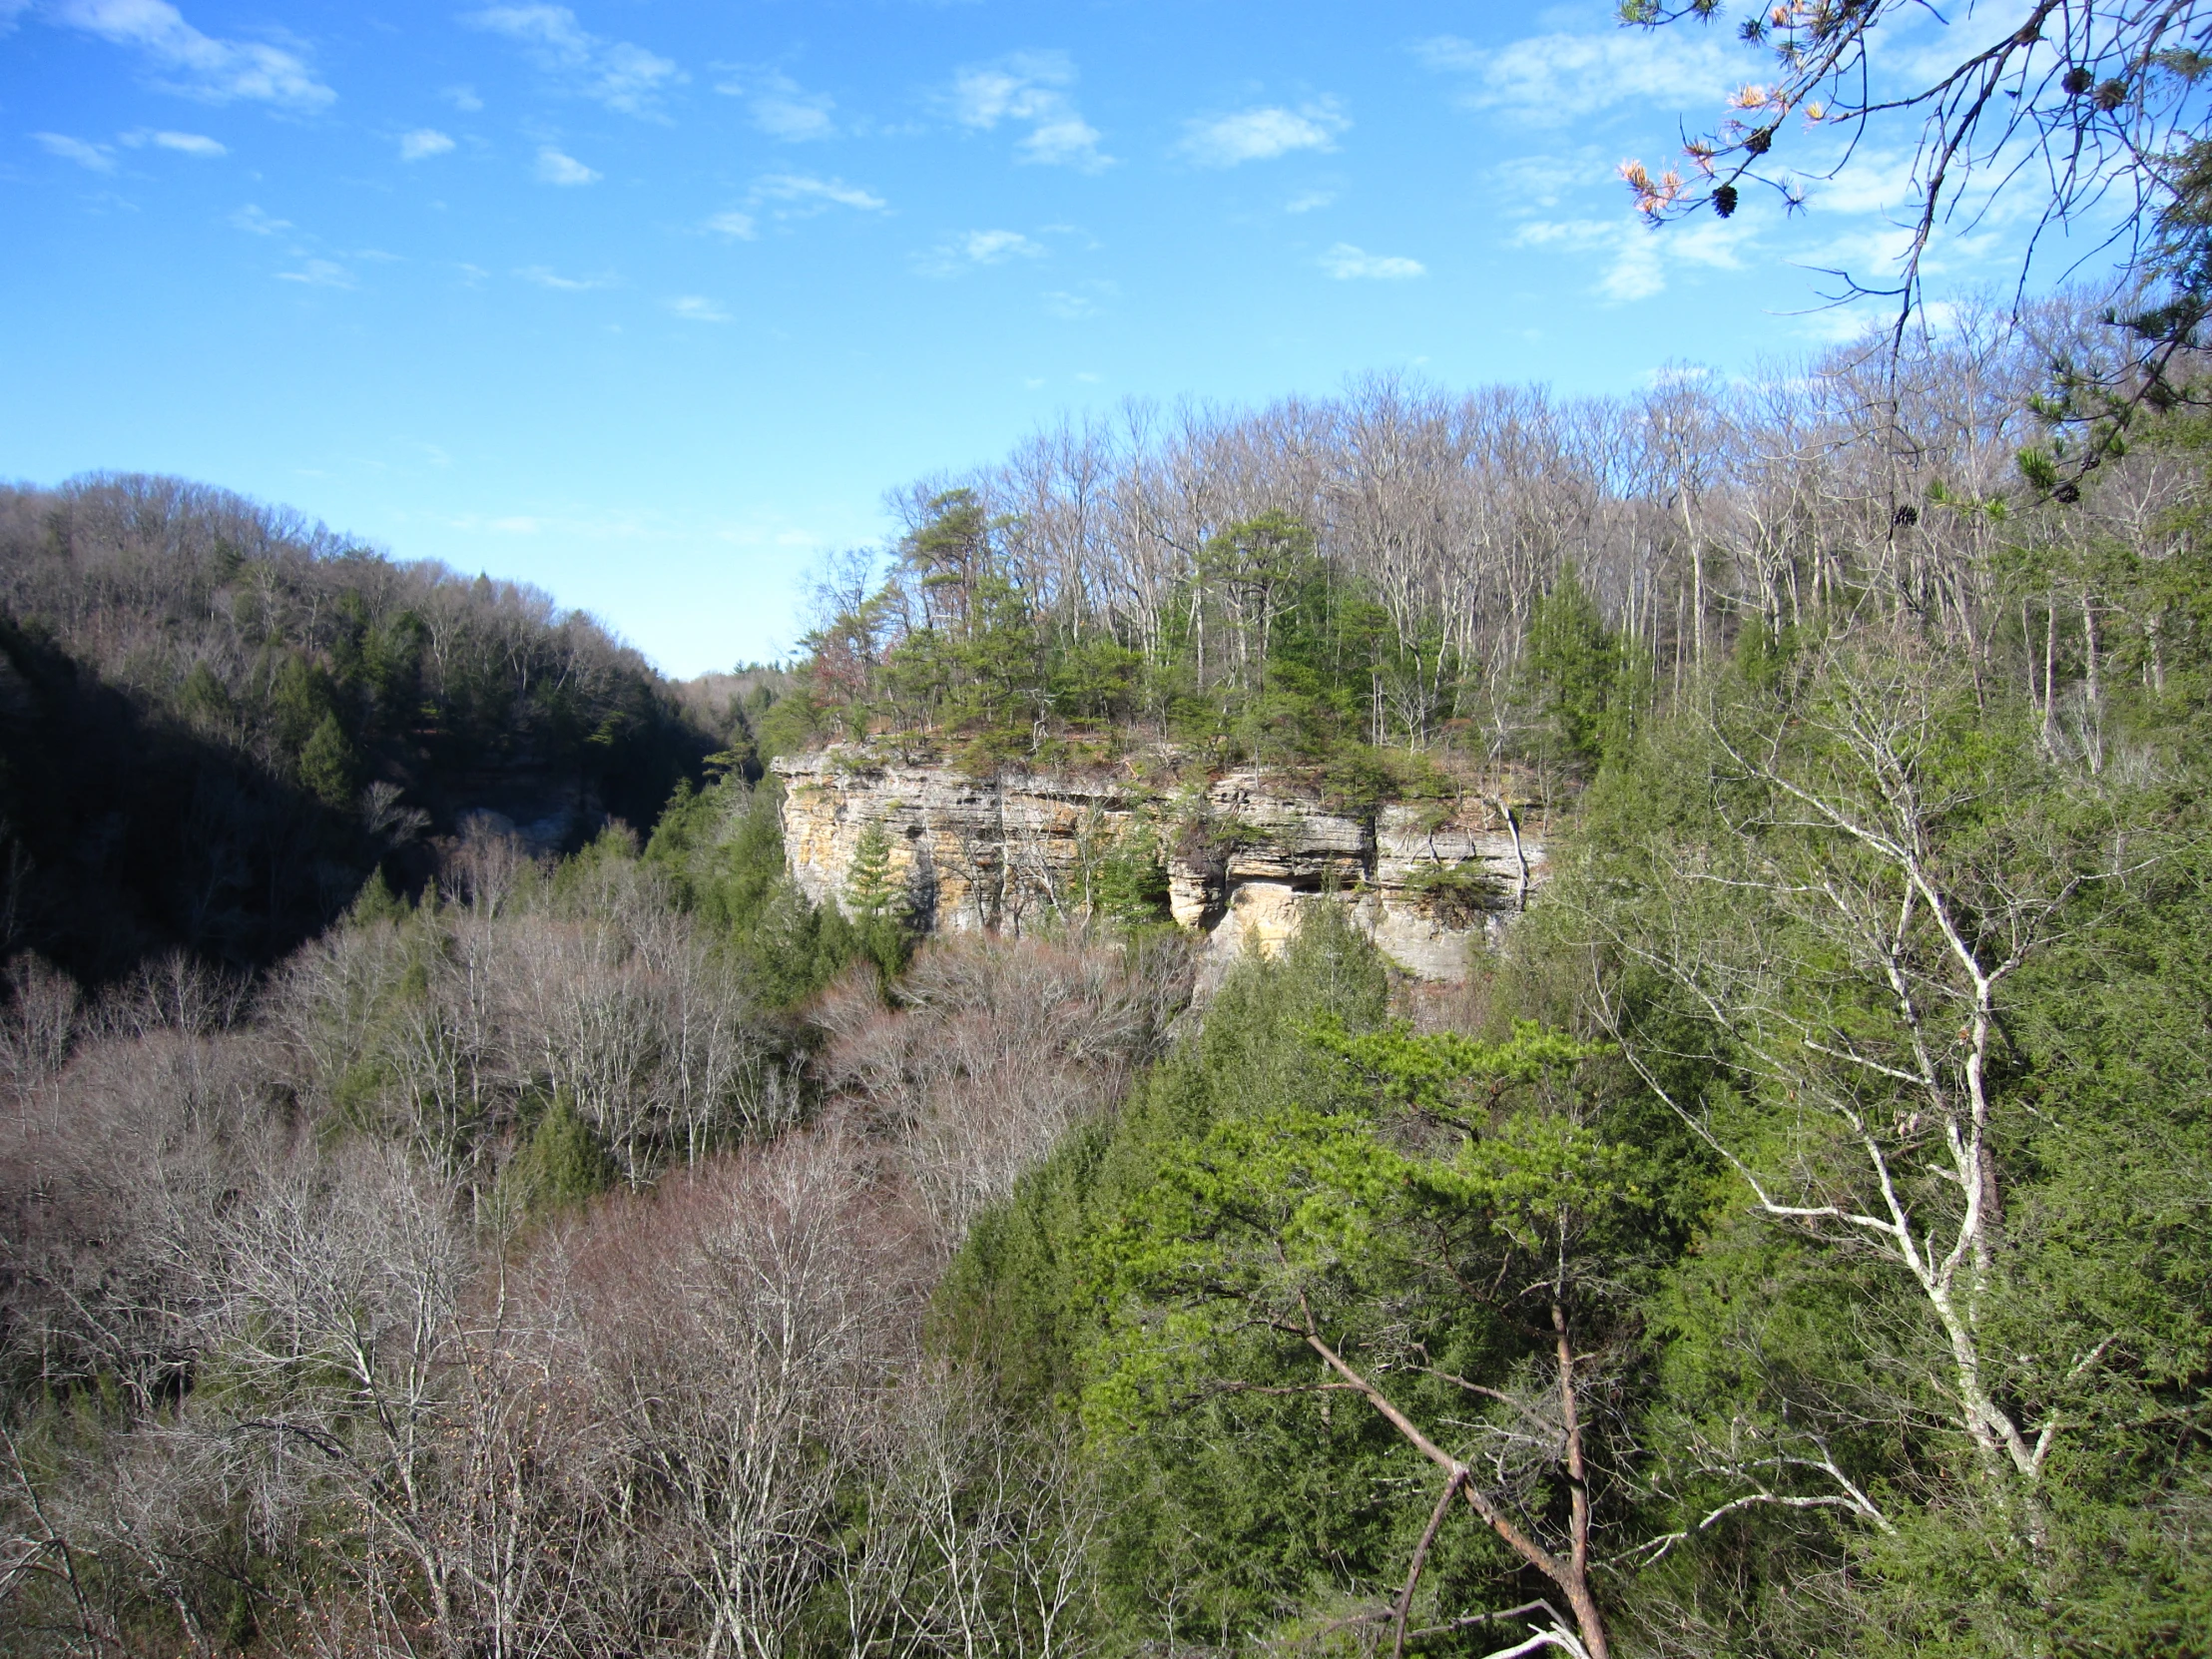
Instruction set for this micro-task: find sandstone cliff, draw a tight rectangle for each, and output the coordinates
[772,748,1546,983]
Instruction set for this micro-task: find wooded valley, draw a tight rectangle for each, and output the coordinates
[1,302,2207,1657]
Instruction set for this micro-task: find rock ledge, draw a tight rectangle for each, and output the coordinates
[771,748,1547,984]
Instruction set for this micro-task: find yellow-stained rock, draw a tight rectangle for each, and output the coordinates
[770,747,1546,983]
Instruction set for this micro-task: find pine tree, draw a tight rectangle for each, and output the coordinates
[298,712,358,810]
[844,815,902,923]
[1517,566,1620,774]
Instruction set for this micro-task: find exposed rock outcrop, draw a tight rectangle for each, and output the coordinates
[772,748,1546,984]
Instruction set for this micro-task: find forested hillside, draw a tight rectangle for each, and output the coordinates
[2,305,2208,1658]
[0,474,717,984]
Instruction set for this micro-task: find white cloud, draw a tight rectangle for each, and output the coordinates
[47,0,333,109]
[120,127,225,155]
[1320,243,1423,279]
[465,4,682,117]
[1510,213,1752,302]
[1799,149,1923,217]
[33,131,116,170]
[517,265,612,289]
[1043,278,1117,319]
[276,258,352,287]
[667,294,730,322]
[1596,239,1666,301]
[228,202,289,234]
[398,128,454,161]
[535,145,598,185]
[1286,189,1336,214]
[717,68,834,141]
[1509,218,1615,250]
[1418,27,1735,127]
[705,210,757,240]
[1021,115,1106,168]
[752,172,884,212]
[1493,147,1611,212]
[916,228,1047,276]
[947,51,1110,171]
[443,83,483,111]
[1180,102,1347,167]
[959,229,1043,263]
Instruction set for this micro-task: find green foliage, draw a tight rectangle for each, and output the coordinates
[176,660,231,726]
[297,712,357,808]
[940,911,1666,1646]
[646,774,881,1005]
[347,866,406,925]
[498,1092,616,1217]
[1396,857,1503,923]
[804,504,1485,770]
[930,523,2212,1652]
[844,816,902,922]
[1517,565,1633,774]
[840,814,916,981]
[1531,632,2212,1654]
[271,652,337,754]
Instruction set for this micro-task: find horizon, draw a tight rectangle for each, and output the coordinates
[5,0,2111,677]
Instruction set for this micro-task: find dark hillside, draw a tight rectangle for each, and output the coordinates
[0,473,712,985]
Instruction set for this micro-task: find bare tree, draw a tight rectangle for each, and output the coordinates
[1583,638,2136,1547]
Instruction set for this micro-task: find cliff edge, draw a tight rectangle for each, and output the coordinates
[771,747,1547,983]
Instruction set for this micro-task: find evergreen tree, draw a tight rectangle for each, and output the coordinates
[844,815,903,923]
[1517,565,1621,775]
[499,1092,616,1219]
[298,712,357,809]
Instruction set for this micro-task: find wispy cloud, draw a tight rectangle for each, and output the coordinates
[442,84,484,111]
[960,229,1044,263]
[752,172,885,212]
[1320,243,1423,279]
[517,265,613,289]
[916,228,1047,276]
[947,51,1110,171]
[712,173,885,237]
[399,128,454,161]
[45,0,333,109]
[276,258,353,288]
[1285,189,1337,214]
[716,67,834,141]
[464,4,683,117]
[1043,278,1117,318]
[667,294,730,322]
[535,145,598,186]
[1180,101,1347,167]
[33,131,116,171]
[1510,214,1750,301]
[229,202,290,235]
[1416,28,1734,128]
[121,127,225,156]
[1508,218,1616,250]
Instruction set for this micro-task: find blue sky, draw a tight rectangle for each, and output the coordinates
[3,0,2077,675]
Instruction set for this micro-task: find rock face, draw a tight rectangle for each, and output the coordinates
[772,748,1546,984]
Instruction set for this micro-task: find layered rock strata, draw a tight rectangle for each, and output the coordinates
[772,748,1545,983]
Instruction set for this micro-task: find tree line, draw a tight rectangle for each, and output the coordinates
[779,302,2153,801]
